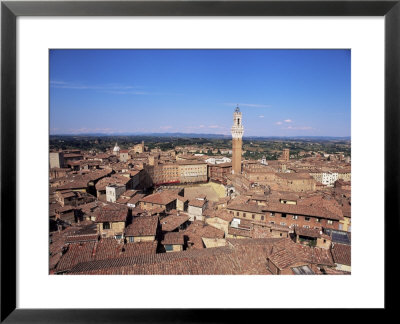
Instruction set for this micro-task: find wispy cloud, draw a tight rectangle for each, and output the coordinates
[259,115,264,118]
[65,127,115,134]
[159,126,173,130]
[224,102,271,108]
[50,80,147,94]
[276,119,293,125]
[284,126,313,130]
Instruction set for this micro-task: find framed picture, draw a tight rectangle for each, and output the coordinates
[1,0,398,321]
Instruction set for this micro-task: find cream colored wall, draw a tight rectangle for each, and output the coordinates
[336,264,351,272]
[206,217,229,235]
[163,244,183,252]
[316,237,331,249]
[129,235,155,242]
[340,216,351,232]
[98,221,125,237]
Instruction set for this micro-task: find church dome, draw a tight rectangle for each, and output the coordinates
[113,142,120,153]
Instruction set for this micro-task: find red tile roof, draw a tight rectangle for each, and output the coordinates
[228,227,252,238]
[331,243,351,266]
[67,238,282,275]
[261,203,343,221]
[95,204,128,223]
[55,241,96,272]
[124,216,159,237]
[140,192,177,206]
[160,214,190,232]
[162,232,185,245]
[188,199,207,208]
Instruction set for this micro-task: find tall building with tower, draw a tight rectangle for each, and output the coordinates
[283,148,290,162]
[231,106,244,175]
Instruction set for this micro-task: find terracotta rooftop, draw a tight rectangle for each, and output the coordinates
[161,214,190,232]
[55,241,96,273]
[65,237,337,275]
[295,227,324,239]
[95,204,128,223]
[227,202,264,214]
[54,180,89,191]
[228,227,252,238]
[261,203,343,221]
[124,216,159,237]
[188,199,207,208]
[162,232,185,245]
[140,192,177,206]
[331,243,351,266]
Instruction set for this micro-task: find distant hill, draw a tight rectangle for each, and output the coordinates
[50,133,350,141]
[51,132,231,139]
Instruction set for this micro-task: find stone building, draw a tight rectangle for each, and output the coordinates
[139,191,177,212]
[161,232,185,252]
[188,197,208,221]
[178,161,208,183]
[106,184,126,203]
[50,151,65,169]
[124,215,159,243]
[275,172,316,192]
[96,204,128,239]
[119,149,130,162]
[133,141,145,154]
[208,162,232,185]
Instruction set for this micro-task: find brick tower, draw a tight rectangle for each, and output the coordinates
[231,106,244,175]
[283,148,290,162]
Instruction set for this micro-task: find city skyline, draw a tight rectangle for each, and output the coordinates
[50,49,351,137]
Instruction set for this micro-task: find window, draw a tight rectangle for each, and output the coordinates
[236,212,239,216]
[115,235,122,240]
[270,212,275,217]
[305,217,310,221]
[327,220,333,225]
[243,213,246,218]
[165,244,173,251]
[280,233,283,237]
[280,222,286,226]
[129,237,134,243]
[303,225,310,229]
[316,218,321,223]
[281,213,287,218]
[292,215,298,220]
[252,214,255,219]
[103,222,110,230]
[261,216,264,221]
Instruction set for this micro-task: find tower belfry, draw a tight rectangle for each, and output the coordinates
[231,105,244,175]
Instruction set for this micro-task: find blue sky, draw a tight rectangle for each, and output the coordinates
[50,49,351,137]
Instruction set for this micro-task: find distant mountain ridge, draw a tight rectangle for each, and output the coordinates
[50,132,350,141]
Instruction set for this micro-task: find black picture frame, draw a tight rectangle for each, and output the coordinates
[1,0,398,322]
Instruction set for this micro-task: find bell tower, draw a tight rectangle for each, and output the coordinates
[231,106,244,175]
